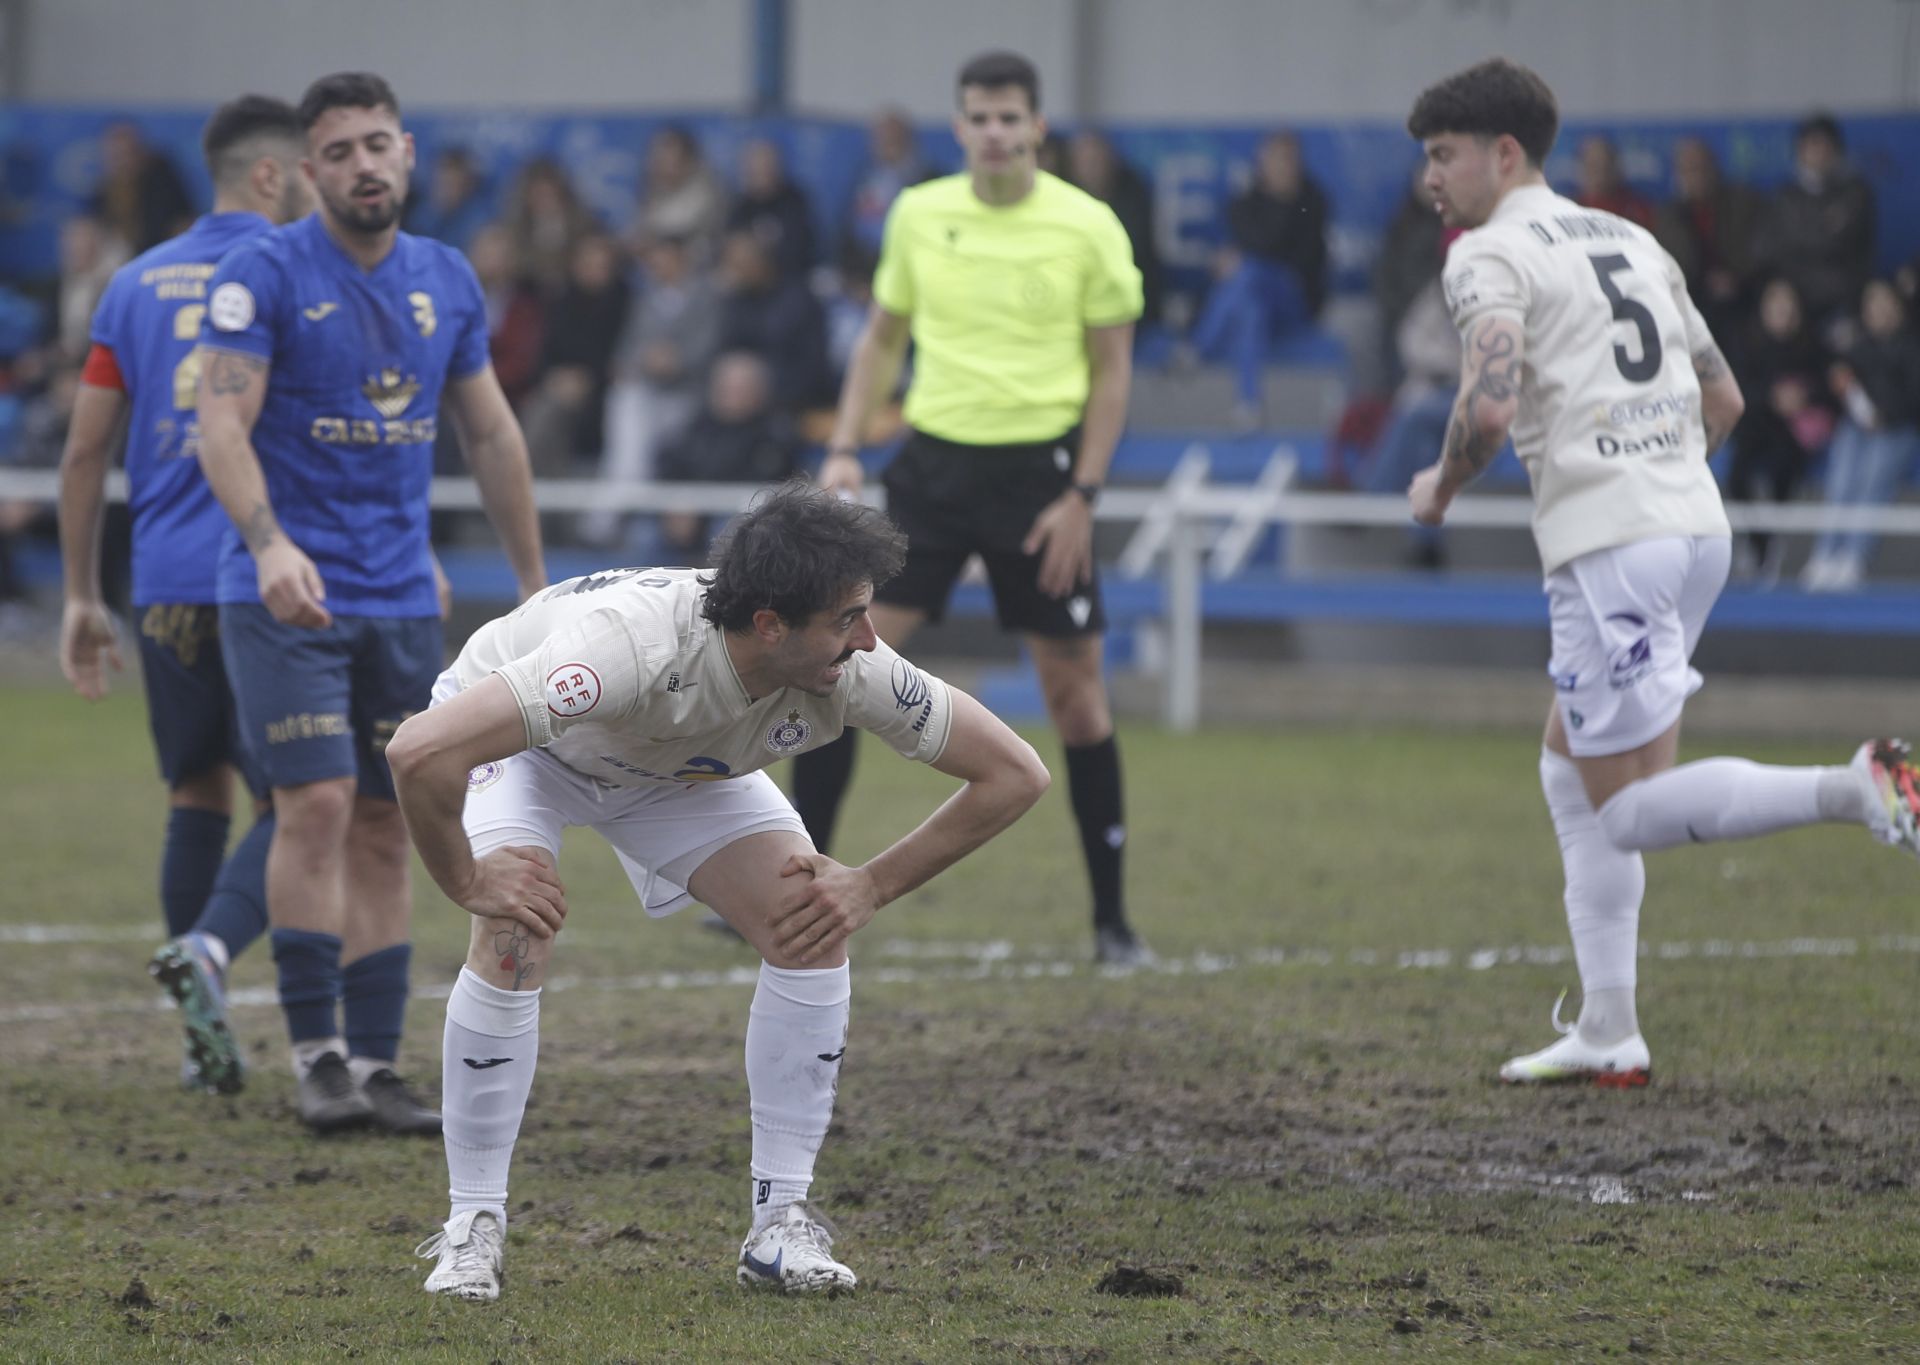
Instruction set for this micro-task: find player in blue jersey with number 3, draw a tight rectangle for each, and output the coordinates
[59,96,314,1096]
[196,73,547,1135]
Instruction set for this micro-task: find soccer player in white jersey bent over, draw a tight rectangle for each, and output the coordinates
[389,483,1049,1300]
[1404,59,1920,1087]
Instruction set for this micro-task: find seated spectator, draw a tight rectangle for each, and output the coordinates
[632,125,728,263]
[1372,162,1448,389]
[1573,134,1654,228]
[1727,278,1834,580]
[1653,137,1763,344]
[51,215,123,368]
[717,228,830,414]
[504,156,596,298]
[466,224,545,409]
[842,107,932,267]
[655,351,801,561]
[404,147,490,253]
[1068,129,1161,324]
[1804,279,1920,592]
[726,137,817,282]
[519,233,631,476]
[589,234,724,547]
[88,121,194,256]
[1754,114,1876,328]
[1189,131,1329,425]
[1359,275,1460,569]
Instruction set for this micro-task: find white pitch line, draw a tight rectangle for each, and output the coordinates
[5,931,1920,1025]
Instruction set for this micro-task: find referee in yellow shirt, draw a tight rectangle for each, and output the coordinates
[805,50,1149,965]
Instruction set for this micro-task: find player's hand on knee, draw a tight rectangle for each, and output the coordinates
[771,852,878,964]
[59,600,123,700]
[457,845,567,939]
[256,542,333,629]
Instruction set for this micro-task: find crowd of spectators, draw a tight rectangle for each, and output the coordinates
[0,108,1914,616]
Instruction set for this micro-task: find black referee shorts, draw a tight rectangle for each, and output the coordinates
[877,427,1106,637]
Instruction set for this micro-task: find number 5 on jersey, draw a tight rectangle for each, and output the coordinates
[1588,254,1661,383]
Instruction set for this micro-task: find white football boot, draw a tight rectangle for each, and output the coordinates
[418,1210,504,1301]
[1500,991,1651,1088]
[736,1201,857,1294]
[1854,739,1920,859]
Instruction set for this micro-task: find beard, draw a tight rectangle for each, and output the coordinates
[326,183,403,235]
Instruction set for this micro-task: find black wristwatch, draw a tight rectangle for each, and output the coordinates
[1070,481,1101,506]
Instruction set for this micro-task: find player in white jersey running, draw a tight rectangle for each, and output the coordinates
[389,482,1049,1300]
[1403,59,1920,1088]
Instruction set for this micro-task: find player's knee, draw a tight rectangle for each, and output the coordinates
[1596,782,1646,851]
[273,777,357,843]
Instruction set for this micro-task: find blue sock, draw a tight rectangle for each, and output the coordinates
[193,812,274,963]
[342,943,412,1064]
[160,808,229,938]
[270,928,342,1046]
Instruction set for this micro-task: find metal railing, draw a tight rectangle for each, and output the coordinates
[6,461,1920,733]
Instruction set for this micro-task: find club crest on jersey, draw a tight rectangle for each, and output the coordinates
[467,761,506,792]
[208,281,255,331]
[766,709,812,754]
[545,662,602,718]
[362,368,421,419]
[409,290,437,337]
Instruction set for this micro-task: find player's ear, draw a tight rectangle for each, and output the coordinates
[403,131,417,174]
[750,606,788,646]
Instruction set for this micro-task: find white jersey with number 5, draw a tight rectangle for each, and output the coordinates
[1441,184,1730,573]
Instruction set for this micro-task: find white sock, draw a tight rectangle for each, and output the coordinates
[291,1036,347,1078]
[746,961,851,1233]
[442,967,541,1229]
[1541,750,1644,1044]
[1598,757,1845,853]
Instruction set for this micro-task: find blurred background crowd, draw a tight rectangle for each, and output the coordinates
[0,101,1913,624]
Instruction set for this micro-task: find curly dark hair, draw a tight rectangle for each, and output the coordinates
[700,480,907,632]
[1406,57,1559,167]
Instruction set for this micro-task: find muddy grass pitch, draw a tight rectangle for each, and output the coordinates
[3,685,1917,1360]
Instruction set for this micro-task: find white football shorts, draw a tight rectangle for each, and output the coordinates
[1544,534,1731,757]
[432,669,809,914]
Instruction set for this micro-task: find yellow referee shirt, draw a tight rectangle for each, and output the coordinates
[873,171,1144,446]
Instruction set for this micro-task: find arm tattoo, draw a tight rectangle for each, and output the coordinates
[1438,320,1523,483]
[206,351,265,396]
[493,926,539,990]
[240,502,280,554]
[1468,323,1520,402]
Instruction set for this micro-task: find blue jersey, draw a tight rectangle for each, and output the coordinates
[199,213,490,616]
[88,212,275,606]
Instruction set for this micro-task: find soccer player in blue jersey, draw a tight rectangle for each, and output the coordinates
[59,95,314,1095]
[196,72,547,1134]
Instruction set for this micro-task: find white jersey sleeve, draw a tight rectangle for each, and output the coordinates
[840,638,954,765]
[1442,238,1530,330]
[492,606,648,749]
